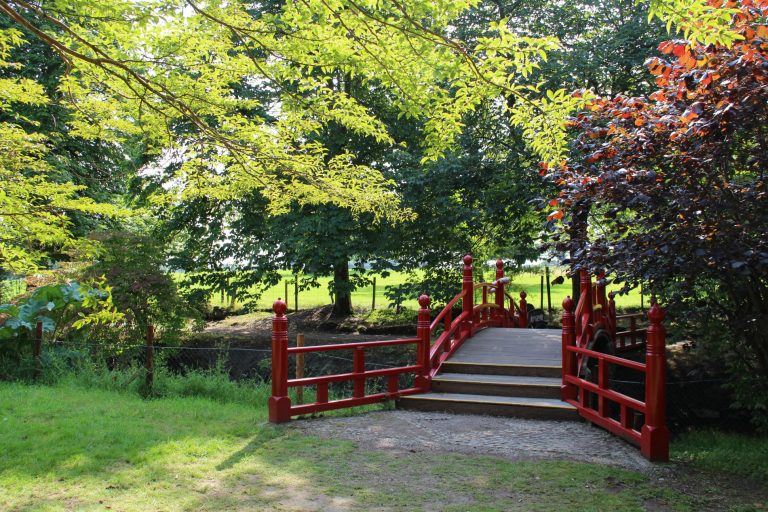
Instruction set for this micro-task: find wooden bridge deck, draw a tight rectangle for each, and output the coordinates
[448,327,562,367]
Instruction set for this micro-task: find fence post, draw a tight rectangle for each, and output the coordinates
[641,303,669,462]
[33,321,43,380]
[494,259,504,325]
[462,255,474,337]
[608,291,617,340]
[518,291,528,328]
[372,277,376,311]
[145,324,155,392]
[284,281,289,310]
[269,298,291,424]
[546,266,552,318]
[296,333,305,404]
[561,297,577,401]
[416,294,432,391]
[294,275,299,312]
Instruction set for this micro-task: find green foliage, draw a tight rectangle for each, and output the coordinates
[552,4,768,429]
[0,280,120,340]
[84,231,205,344]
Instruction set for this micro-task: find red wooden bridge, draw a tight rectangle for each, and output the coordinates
[268,255,669,461]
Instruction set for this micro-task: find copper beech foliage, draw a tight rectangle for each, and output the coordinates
[547,1,768,392]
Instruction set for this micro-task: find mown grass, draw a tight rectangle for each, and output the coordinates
[672,429,768,480]
[207,268,645,312]
[0,381,759,511]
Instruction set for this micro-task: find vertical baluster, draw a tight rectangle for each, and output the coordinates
[495,259,504,326]
[518,291,528,328]
[269,299,291,423]
[353,347,365,399]
[444,308,453,354]
[641,304,669,462]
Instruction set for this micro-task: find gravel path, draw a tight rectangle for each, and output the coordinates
[291,410,656,473]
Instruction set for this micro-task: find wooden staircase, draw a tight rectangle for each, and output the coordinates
[398,357,578,421]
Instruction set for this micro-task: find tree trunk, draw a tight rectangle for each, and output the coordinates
[332,260,352,317]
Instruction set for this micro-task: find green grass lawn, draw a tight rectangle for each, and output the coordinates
[208,268,645,313]
[1,382,763,511]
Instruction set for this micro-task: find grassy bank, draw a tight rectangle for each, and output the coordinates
[0,381,763,511]
[205,269,645,312]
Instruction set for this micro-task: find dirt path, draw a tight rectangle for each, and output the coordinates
[291,410,655,472]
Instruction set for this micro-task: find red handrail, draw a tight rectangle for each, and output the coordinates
[269,254,530,422]
[561,293,669,461]
[268,297,426,423]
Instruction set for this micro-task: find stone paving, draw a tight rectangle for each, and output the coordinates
[291,410,656,473]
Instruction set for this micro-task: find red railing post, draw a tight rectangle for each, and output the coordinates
[269,298,291,424]
[416,294,432,391]
[353,347,365,398]
[518,291,528,328]
[561,297,577,401]
[494,259,504,326]
[462,254,474,336]
[641,304,669,462]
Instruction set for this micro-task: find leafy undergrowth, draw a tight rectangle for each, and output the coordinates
[673,429,768,480]
[0,382,763,511]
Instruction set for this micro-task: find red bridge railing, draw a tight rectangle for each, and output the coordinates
[561,271,669,461]
[268,254,529,423]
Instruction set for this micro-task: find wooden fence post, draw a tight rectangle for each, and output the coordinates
[269,299,291,423]
[145,324,155,392]
[462,255,474,336]
[561,297,577,401]
[641,303,669,462]
[284,281,289,310]
[33,321,43,380]
[546,267,552,318]
[540,275,544,310]
[294,275,299,312]
[296,333,305,404]
[372,277,376,311]
[416,294,431,391]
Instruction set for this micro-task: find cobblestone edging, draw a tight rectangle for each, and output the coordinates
[291,410,655,472]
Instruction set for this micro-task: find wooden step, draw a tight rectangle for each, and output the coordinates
[432,373,561,399]
[441,361,561,378]
[397,392,578,421]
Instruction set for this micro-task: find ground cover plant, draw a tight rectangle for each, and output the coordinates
[1,382,766,512]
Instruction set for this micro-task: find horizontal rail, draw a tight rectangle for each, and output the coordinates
[616,313,646,321]
[564,375,647,412]
[430,311,470,359]
[472,302,502,313]
[566,399,643,445]
[289,387,423,416]
[430,291,465,331]
[566,345,647,372]
[287,338,420,354]
[288,365,422,387]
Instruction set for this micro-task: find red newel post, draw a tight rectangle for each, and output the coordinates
[416,294,432,391]
[561,297,577,401]
[494,259,504,325]
[518,291,528,328]
[462,254,474,336]
[269,298,291,424]
[641,304,669,461]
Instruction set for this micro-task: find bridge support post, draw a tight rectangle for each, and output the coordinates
[518,291,528,328]
[462,255,474,337]
[561,297,577,401]
[641,304,669,461]
[416,295,432,391]
[494,259,505,327]
[269,299,292,423]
